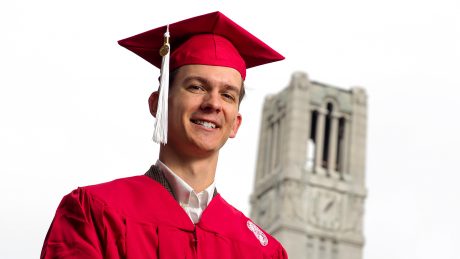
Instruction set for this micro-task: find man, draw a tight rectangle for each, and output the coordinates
[41,11,286,258]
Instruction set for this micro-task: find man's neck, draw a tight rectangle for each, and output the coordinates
[158,149,218,193]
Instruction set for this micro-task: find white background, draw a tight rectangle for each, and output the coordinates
[1,0,459,258]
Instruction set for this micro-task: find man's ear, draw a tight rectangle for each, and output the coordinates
[229,113,242,138]
[148,91,159,117]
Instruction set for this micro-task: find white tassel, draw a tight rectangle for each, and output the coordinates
[153,25,170,144]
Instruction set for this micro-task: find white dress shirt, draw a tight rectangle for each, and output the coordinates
[156,160,215,224]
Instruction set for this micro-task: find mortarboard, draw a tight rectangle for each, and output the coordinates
[118,11,284,144]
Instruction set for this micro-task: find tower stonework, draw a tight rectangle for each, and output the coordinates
[250,72,367,259]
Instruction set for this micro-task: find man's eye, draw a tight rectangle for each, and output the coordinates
[222,93,236,102]
[188,85,205,92]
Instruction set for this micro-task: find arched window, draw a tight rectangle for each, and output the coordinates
[306,110,318,171]
[322,103,334,169]
[262,117,273,177]
[336,117,346,173]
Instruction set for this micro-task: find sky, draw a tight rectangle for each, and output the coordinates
[1,0,460,258]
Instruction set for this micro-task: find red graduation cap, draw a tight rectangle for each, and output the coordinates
[118,11,284,144]
[118,11,284,80]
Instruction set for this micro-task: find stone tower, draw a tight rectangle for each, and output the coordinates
[250,72,367,259]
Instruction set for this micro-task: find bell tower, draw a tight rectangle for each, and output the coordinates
[250,72,367,259]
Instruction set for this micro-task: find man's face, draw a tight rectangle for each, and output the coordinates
[163,64,243,157]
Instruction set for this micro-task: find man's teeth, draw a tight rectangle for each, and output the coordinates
[194,120,216,129]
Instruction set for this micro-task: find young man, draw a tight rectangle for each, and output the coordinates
[41,11,286,258]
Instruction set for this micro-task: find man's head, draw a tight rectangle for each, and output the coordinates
[119,11,284,146]
[149,64,243,157]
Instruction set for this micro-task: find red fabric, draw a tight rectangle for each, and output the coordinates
[170,34,246,79]
[118,11,285,80]
[41,176,288,258]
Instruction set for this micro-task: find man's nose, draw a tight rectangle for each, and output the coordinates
[200,92,222,113]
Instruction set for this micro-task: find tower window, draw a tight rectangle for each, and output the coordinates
[336,117,346,173]
[306,110,318,171]
[322,103,334,169]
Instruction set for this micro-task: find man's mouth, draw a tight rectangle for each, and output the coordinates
[191,119,217,129]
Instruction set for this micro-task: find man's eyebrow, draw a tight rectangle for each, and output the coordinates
[183,75,209,85]
[183,75,241,94]
[222,84,240,95]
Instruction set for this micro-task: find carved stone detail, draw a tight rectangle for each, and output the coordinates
[290,71,310,89]
[281,180,307,222]
[308,187,342,231]
[256,189,277,228]
[343,194,364,234]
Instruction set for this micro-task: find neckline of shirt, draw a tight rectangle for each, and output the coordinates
[156,160,215,208]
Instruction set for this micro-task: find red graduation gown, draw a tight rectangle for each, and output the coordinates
[41,175,287,258]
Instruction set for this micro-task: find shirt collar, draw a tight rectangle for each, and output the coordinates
[156,160,215,206]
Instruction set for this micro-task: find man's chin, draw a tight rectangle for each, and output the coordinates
[189,141,224,157]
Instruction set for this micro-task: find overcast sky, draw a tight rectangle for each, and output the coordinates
[1,0,459,258]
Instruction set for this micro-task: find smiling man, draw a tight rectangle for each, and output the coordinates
[41,12,286,258]
[155,64,243,193]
